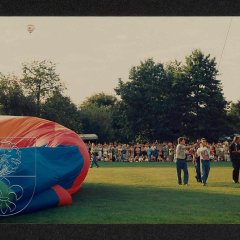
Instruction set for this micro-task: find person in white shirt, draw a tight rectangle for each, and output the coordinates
[176,137,196,185]
[197,138,211,186]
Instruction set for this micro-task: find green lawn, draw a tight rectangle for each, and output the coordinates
[1,161,240,224]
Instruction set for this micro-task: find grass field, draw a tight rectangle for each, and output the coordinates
[1,161,240,224]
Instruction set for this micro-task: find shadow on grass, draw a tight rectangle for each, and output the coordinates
[1,182,240,224]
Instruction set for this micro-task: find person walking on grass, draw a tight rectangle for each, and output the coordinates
[90,143,100,168]
[176,137,196,186]
[90,151,100,168]
[197,138,211,186]
[229,136,240,183]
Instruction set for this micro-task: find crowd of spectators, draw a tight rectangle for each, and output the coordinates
[86,141,231,163]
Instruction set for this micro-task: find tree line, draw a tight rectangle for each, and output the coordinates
[0,50,239,143]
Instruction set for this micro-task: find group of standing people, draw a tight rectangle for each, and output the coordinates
[176,136,240,186]
[87,141,230,163]
[87,142,175,164]
[88,136,240,186]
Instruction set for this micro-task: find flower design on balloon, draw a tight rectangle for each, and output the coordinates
[0,141,21,177]
[0,177,24,215]
[0,141,23,215]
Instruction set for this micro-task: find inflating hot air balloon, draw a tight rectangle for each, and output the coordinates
[0,116,90,216]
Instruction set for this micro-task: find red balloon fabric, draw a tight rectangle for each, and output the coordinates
[0,116,90,195]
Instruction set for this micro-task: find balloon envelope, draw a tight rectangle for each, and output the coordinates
[0,116,90,216]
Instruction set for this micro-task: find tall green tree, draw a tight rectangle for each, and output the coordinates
[115,58,172,142]
[80,105,115,142]
[0,73,37,116]
[21,60,65,115]
[81,92,117,108]
[182,49,228,141]
[79,93,117,142]
[111,101,134,143]
[41,91,82,133]
[228,101,240,133]
[165,60,192,139]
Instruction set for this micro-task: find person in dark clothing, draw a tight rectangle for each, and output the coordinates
[194,140,202,183]
[195,155,202,182]
[229,136,240,183]
[90,152,100,168]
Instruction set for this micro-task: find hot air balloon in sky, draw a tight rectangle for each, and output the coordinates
[0,116,90,216]
[27,24,35,34]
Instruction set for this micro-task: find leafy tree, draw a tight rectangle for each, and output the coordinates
[80,104,115,142]
[228,101,240,133]
[79,93,117,142]
[81,92,117,108]
[182,49,228,141]
[21,60,65,115]
[115,59,172,141]
[0,73,37,116]
[165,60,192,139]
[111,101,134,143]
[41,91,82,133]
[115,51,230,143]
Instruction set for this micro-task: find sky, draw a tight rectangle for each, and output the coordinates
[0,17,239,105]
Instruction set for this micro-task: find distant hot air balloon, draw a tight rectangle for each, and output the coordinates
[27,24,35,34]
